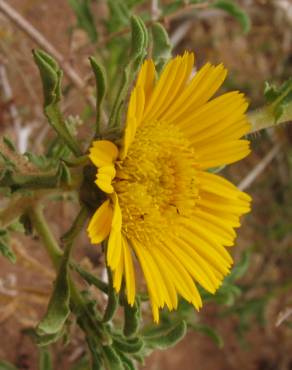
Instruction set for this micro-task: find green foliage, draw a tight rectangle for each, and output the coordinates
[89,57,107,137]
[108,15,148,128]
[33,49,82,156]
[151,23,172,72]
[0,229,16,263]
[123,298,141,337]
[102,268,119,322]
[142,320,187,350]
[73,263,109,293]
[68,0,98,42]
[39,348,53,370]
[213,0,251,33]
[36,247,71,340]
[264,78,292,122]
[106,0,130,32]
[0,360,17,370]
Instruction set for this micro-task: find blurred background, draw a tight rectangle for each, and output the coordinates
[0,0,292,369]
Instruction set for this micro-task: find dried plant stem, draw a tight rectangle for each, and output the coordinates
[0,0,95,108]
[238,143,282,191]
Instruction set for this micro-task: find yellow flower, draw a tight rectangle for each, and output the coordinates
[87,52,251,322]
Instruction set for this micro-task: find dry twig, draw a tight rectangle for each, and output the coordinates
[238,144,282,191]
[0,0,95,108]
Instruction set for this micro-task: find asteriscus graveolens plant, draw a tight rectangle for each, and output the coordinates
[87,52,251,322]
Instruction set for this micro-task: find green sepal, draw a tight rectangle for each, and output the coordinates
[113,336,144,354]
[68,0,98,42]
[142,320,187,350]
[213,0,251,33]
[37,246,71,336]
[39,348,53,370]
[89,57,107,137]
[102,267,119,322]
[33,49,82,156]
[123,298,141,337]
[102,345,124,370]
[151,22,172,72]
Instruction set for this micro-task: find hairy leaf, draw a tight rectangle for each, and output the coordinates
[213,0,251,33]
[68,0,98,42]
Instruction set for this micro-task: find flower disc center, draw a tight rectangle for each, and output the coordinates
[114,122,199,242]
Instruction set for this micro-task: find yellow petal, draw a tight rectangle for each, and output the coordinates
[163,63,227,123]
[87,200,113,244]
[107,194,122,270]
[123,237,136,305]
[95,165,116,194]
[89,140,119,168]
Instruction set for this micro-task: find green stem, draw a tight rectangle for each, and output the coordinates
[29,205,63,268]
[248,101,292,133]
[29,205,105,339]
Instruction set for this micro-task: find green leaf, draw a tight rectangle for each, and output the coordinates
[89,57,107,137]
[190,323,224,348]
[108,16,148,129]
[106,0,130,32]
[124,0,145,7]
[264,78,292,122]
[113,336,144,354]
[33,49,61,106]
[227,250,251,282]
[37,247,71,337]
[33,49,82,156]
[114,350,137,370]
[102,345,124,370]
[72,263,108,294]
[151,23,172,72]
[130,16,146,60]
[39,348,53,370]
[213,0,251,33]
[102,268,119,322]
[3,136,16,152]
[0,230,16,263]
[68,0,98,42]
[123,299,141,337]
[142,320,187,350]
[0,360,17,370]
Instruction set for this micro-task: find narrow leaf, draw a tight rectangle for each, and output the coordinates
[33,49,82,156]
[102,345,124,370]
[68,0,98,42]
[39,348,53,370]
[123,299,141,337]
[37,248,71,336]
[213,0,251,33]
[102,267,119,322]
[151,22,172,72]
[89,57,107,137]
[143,320,187,350]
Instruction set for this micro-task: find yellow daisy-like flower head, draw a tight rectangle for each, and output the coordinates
[87,52,251,322]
